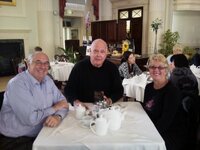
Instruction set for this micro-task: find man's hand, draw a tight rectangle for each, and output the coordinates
[43,115,62,127]
[103,96,112,106]
[53,99,69,111]
[74,99,89,109]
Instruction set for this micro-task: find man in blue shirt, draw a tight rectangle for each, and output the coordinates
[0,52,69,150]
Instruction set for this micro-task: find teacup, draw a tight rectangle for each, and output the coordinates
[75,104,86,119]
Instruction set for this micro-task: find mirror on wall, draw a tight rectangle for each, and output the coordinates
[71,28,79,40]
[63,18,81,41]
[63,27,79,40]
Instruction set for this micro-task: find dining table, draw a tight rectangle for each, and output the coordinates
[32,102,166,150]
[122,73,151,102]
[190,65,200,95]
[49,61,74,81]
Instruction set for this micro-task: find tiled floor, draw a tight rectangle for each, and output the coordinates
[0,75,14,92]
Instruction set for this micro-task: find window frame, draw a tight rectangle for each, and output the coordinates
[118,7,143,20]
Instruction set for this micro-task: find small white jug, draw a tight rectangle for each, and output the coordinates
[75,104,86,119]
[90,115,109,136]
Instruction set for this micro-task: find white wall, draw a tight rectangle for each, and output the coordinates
[0,0,39,57]
[172,11,200,48]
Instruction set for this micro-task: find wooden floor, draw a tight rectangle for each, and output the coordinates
[0,75,14,92]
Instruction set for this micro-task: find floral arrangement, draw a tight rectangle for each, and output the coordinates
[85,11,91,39]
[122,40,130,54]
[151,18,162,33]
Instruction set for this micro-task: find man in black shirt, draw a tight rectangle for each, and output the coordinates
[64,39,123,106]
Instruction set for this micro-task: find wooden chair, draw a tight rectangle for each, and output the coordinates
[60,54,68,62]
[54,54,68,62]
[11,57,21,75]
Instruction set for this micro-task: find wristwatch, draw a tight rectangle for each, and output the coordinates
[55,114,62,120]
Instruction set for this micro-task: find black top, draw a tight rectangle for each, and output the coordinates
[64,57,124,104]
[191,53,200,67]
[143,82,190,150]
[170,67,199,96]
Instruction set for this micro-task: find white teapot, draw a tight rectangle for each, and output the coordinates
[75,104,86,119]
[101,105,126,131]
[90,115,109,136]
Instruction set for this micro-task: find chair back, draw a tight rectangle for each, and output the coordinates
[0,91,4,111]
[54,54,68,62]
[181,93,200,148]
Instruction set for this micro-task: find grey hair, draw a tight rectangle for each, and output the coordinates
[27,53,34,64]
[27,52,42,64]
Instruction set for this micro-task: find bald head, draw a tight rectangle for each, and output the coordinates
[90,39,108,68]
[91,39,108,52]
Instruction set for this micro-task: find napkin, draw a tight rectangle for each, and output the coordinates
[190,65,200,78]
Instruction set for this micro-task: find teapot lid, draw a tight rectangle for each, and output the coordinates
[96,115,107,122]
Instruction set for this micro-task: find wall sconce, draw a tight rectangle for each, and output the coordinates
[66,9,73,15]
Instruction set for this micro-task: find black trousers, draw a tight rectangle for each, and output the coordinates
[0,133,35,150]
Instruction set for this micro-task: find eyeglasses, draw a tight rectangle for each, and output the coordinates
[33,60,49,67]
[148,66,167,70]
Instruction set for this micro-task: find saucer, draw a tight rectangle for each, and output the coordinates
[79,116,93,128]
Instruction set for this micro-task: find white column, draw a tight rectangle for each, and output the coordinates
[99,0,112,20]
[148,0,173,54]
[37,0,55,60]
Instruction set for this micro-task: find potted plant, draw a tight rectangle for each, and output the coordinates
[159,29,180,56]
[57,47,77,63]
[183,46,195,61]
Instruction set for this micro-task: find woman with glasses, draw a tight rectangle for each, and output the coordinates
[142,53,189,150]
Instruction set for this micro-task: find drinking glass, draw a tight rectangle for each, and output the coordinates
[94,91,108,110]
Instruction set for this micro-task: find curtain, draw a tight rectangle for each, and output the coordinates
[59,0,66,18]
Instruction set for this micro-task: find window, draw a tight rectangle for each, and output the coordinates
[119,11,128,19]
[132,9,142,18]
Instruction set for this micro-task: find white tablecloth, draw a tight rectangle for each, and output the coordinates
[33,102,166,150]
[123,73,150,102]
[190,65,200,95]
[49,62,74,81]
